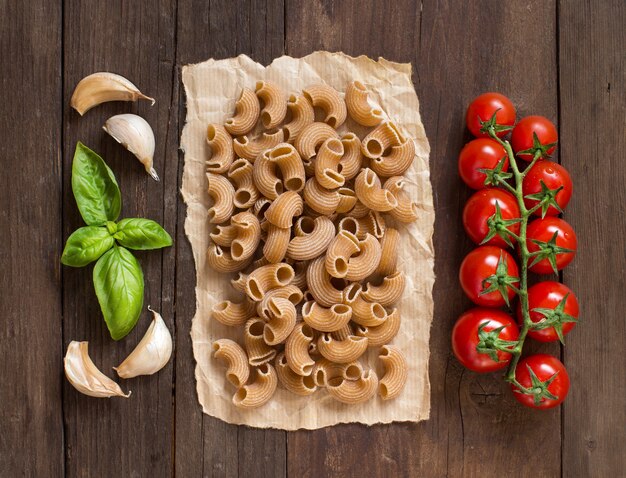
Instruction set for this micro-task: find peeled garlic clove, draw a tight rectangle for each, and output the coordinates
[64,341,131,398]
[114,307,172,379]
[103,113,159,181]
[70,72,155,115]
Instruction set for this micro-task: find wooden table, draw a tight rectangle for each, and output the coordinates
[2,1,624,476]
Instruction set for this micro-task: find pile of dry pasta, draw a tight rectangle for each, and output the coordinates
[207,81,417,408]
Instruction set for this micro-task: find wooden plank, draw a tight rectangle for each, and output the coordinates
[174,1,286,476]
[61,1,177,476]
[0,1,64,475]
[559,1,626,475]
[285,1,561,476]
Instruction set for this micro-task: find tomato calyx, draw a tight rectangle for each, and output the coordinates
[517,132,557,160]
[529,231,576,274]
[513,365,560,406]
[481,202,522,247]
[479,110,514,136]
[524,180,564,218]
[479,252,520,306]
[478,156,512,187]
[530,293,578,344]
[475,322,519,362]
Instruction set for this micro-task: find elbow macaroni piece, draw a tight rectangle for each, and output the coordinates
[264,191,304,228]
[210,224,237,247]
[339,133,363,180]
[213,339,250,387]
[267,143,306,193]
[252,151,283,200]
[263,297,297,345]
[327,369,378,404]
[212,298,256,326]
[348,200,370,219]
[312,358,362,387]
[256,81,287,129]
[302,300,352,332]
[362,271,405,306]
[284,322,316,376]
[314,138,345,189]
[376,228,399,275]
[206,124,235,173]
[345,81,384,127]
[325,230,360,278]
[245,262,295,301]
[244,318,277,366]
[233,363,278,408]
[231,272,248,294]
[206,243,252,273]
[291,260,309,290]
[354,168,398,212]
[294,122,340,160]
[383,176,419,223]
[263,224,290,263]
[257,284,303,320]
[361,121,404,159]
[378,345,408,400]
[303,84,347,129]
[317,332,368,363]
[228,158,259,209]
[371,138,415,177]
[284,94,315,143]
[337,216,360,238]
[356,308,401,347]
[225,88,260,136]
[207,172,236,223]
[303,178,341,215]
[275,353,317,396]
[335,187,358,214]
[287,216,335,261]
[306,256,344,307]
[356,210,386,239]
[345,233,382,281]
[233,128,284,161]
[349,294,388,327]
[230,211,261,261]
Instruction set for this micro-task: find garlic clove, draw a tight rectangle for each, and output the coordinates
[64,341,131,398]
[70,72,155,116]
[103,114,159,181]
[114,306,172,379]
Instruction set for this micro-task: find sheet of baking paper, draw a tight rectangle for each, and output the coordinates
[181,51,434,430]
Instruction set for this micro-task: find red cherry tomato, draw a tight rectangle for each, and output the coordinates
[458,138,508,190]
[511,116,558,161]
[522,161,573,216]
[511,354,570,409]
[466,93,516,138]
[452,308,519,372]
[526,217,577,274]
[463,189,521,248]
[459,246,520,307]
[517,281,579,342]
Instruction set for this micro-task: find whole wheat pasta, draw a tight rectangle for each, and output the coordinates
[337,216,361,237]
[312,358,362,387]
[317,332,368,363]
[231,272,248,294]
[245,262,295,301]
[228,158,259,209]
[325,230,360,278]
[275,353,317,396]
[233,128,284,161]
[264,191,304,228]
[256,81,287,129]
[286,216,335,261]
[378,345,408,400]
[361,121,404,159]
[355,308,401,347]
[210,224,237,247]
[349,294,388,327]
[345,233,382,281]
[348,200,370,219]
[341,282,361,306]
[301,301,352,332]
[267,143,306,192]
[354,168,398,212]
[303,84,347,129]
[206,124,235,173]
[253,197,273,219]
[207,172,236,224]
[207,243,253,273]
[284,94,315,142]
[327,369,378,404]
[331,323,352,341]
[251,255,271,270]
[294,122,340,160]
[291,260,309,290]
[263,297,297,345]
[244,317,277,366]
[212,339,250,387]
[263,224,290,263]
[345,81,384,127]
[252,150,283,200]
[335,187,358,214]
[302,157,316,178]
[371,138,416,177]
[376,228,399,275]
[257,284,304,320]
[362,271,405,306]
[355,210,386,239]
[212,298,256,326]
[339,133,363,180]
[314,138,345,189]
[230,211,262,262]
[303,178,341,215]
[225,88,260,136]
[306,255,344,307]
[232,363,278,409]
[383,176,419,223]
[284,322,316,376]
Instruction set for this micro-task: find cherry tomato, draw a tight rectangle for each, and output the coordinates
[522,161,573,216]
[511,116,558,161]
[466,93,516,138]
[452,308,519,372]
[463,189,521,248]
[459,245,520,307]
[511,354,570,409]
[526,217,577,274]
[517,281,579,342]
[458,138,508,189]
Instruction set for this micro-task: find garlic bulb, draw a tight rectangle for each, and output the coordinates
[64,341,131,398]
[114,307,172,379]
[70,72,155,115]
[103,114,159,181]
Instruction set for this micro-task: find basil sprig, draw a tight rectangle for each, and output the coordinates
[61,142,172,340]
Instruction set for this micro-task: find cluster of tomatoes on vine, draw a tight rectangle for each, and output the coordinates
[451,93,579,409]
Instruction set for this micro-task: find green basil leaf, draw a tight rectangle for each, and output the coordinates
[61,226,115,267]
[114,218,173,250]
[72,142,122,225]
[93,246,144,340]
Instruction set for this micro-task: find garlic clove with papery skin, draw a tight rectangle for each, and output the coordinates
[103,114,159,181]
[64,341,131,398]
[70,72,155,116]
[114,307,172,379]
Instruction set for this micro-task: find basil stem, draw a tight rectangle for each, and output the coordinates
[61,226,115,267]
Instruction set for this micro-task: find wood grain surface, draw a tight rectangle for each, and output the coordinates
[0,0,624,476]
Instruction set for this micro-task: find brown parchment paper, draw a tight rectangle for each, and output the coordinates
[180,51,434,430]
